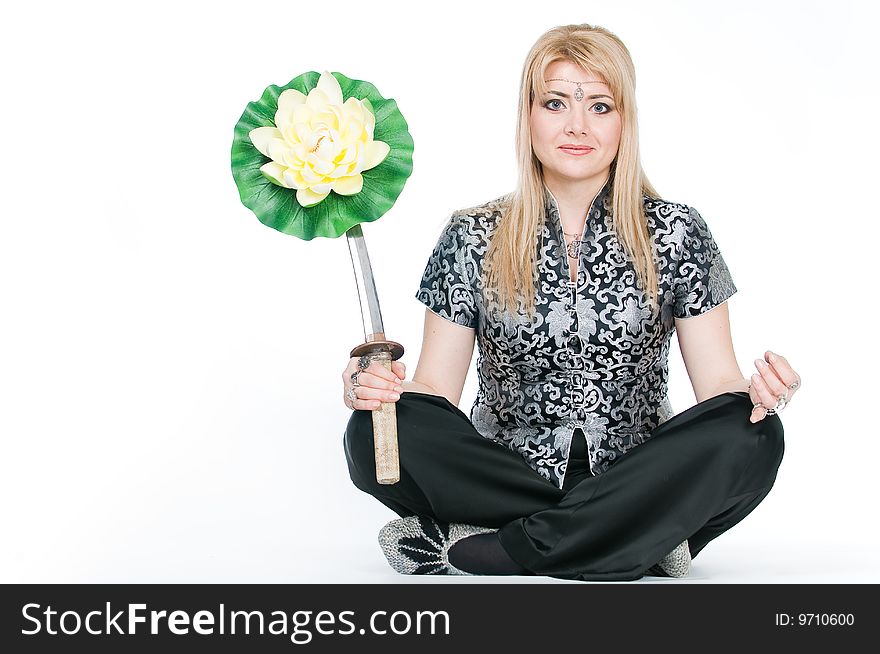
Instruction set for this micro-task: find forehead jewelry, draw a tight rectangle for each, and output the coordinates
[545,77,607,102]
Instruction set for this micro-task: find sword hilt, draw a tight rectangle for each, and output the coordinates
[350,337,404,485]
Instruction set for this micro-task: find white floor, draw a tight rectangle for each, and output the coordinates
[4,495,876,584]
[337,542,880,584]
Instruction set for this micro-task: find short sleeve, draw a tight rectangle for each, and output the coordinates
[673,206,738,319]
[414,216,478,329]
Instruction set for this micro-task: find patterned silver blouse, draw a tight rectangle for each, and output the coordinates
[415,178,737,490]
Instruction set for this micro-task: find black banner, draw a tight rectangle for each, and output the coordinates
[1,583,874,651]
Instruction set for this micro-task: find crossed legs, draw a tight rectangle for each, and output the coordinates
[343,391,784,581]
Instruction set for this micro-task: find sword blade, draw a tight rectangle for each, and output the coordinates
[345,223,385,340]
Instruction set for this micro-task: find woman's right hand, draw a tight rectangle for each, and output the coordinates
[342,355,406,411]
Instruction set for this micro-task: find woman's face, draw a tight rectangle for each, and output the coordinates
[529,60,622,189]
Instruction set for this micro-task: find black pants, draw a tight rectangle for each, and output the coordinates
[343,390,785,582]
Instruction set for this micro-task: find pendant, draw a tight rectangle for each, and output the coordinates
[574,85,584,102]
[566,239,582,258]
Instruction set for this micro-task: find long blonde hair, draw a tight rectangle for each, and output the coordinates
[483,23,662,320]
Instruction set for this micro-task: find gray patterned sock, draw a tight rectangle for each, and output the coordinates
[378,517,499,575]
[646,540,692,577]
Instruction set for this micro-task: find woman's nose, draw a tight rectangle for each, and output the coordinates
[566,111,589,135]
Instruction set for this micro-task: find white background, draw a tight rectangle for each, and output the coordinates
[1,0,877,583]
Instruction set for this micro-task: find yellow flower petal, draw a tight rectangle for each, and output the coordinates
[281,124,300,146]
[283,169,307,189]
[332,173,363,195]
[267,138,289,163]
[292,143,308,161]
[341,99,362,125]
[274,108,295,131]
[313,111,338,132]
[278,88,307,114]
[259,161,288,186]
[294,123,311,144]
[340,117,364,143]
[321,124,341,143]
[336,145,357,165]
[316,70,343,106]
[282,150,302,168]
[292,105,311,124]
[297,186,330,207]
[303,130,323,152]
[305,88,330,113]
[309,154,335,175]
[248,126,282,157]
[301,166,323,184]
[362,140,390,170]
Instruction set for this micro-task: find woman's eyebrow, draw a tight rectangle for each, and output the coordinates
[546,90,613,101]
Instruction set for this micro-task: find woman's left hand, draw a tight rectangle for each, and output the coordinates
[749,350,801,423]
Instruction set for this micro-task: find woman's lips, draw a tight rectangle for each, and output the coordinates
[559,146,594,155]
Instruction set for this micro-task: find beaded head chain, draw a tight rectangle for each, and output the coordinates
[544,78,609,102]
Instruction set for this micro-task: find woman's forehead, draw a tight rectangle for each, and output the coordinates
[544,60,608,85]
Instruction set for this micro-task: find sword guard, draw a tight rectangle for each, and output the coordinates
[349,338,404,360]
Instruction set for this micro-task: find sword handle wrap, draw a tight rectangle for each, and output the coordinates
[368,351,400,485]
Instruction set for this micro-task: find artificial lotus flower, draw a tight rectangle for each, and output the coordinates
[247,71,391,208]
[231,70,413,240]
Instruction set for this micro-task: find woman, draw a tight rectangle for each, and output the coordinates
[341,23,801,581]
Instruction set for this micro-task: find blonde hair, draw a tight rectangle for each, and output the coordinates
[483,23,662,320]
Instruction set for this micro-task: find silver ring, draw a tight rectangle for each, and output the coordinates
[766,393,788,415]
[346,387,358,404]
[350,370,361,387]
[358,355,371,370]
[789,379,800,391]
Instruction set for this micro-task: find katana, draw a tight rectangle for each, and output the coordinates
[346,223,404,484]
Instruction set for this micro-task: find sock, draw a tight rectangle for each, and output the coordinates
[447,532,533,575]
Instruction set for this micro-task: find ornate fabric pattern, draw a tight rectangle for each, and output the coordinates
[415,178,737,490]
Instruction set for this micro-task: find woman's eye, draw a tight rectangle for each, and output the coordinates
[592,102,612,114]
[545,99,564,110]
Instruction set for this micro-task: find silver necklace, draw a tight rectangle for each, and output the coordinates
[562,229,585,258]
[551,181,606,259]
